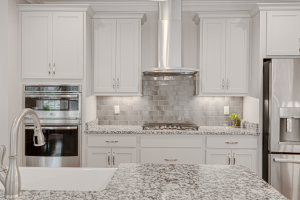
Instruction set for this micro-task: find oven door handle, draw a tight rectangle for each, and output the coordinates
[25,95,78,98]
[25,126,78,130]
[273,158,300,164]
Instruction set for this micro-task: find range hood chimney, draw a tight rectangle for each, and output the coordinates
[143,0,199,74]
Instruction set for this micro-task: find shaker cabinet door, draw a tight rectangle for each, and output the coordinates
[93,19,117,93]
[267,11,300,55]
[206,149,231,165]
[111,148,137,168]
[52,12,84,79]
[22,12,53,79]
[116,19,139,93]
[225,19,249,94]
[87,148,111,168]
[232,149,257,173]
[201,19,226,94]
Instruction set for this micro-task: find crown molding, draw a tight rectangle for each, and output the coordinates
[94,12,147,25]
[18,4,95,18]
[193,11,250,25]
[26,0,44,4]
[249,3,300,17]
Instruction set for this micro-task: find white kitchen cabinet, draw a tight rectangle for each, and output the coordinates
[194,13,250,95]
[267,11,300,55]
[206,149,231,165]
[52,12,84,79]
[21,12,53,79]
[206,149,257,173]
[201,19,226,94]
[19,5,92,79]
[87,148,136,168]
[93,13,145,95]
[87,148,111,168]
[141,148,203,165]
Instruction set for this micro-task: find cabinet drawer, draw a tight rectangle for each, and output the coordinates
[87,136,136,147]
[141,148,203,164]
[141,136,202,148]
[207,137,257,149]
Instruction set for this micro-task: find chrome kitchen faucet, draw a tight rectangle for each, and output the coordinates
[0,109,45,199]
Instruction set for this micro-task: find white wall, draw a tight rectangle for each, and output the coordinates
[0,0,9,166]
[85,96,97,122]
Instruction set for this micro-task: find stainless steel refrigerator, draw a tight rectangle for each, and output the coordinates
[263,59,300,200]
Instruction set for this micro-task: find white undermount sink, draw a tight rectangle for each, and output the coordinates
[0,167,116,191]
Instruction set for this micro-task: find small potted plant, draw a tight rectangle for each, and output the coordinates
[229,113,241,127]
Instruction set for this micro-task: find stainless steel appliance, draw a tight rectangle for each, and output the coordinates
[23,85,81,167]
[263,59,300,200]
[142,123,199,130]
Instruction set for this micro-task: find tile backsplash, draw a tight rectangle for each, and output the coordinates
[96,74,243,126]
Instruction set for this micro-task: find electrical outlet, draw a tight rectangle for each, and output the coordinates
[224,106,229,115]
[114,105,120,114]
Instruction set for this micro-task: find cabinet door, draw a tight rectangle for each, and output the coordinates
[94,19,116,93]
[87,148,111,168]
[267,11,300,55]
[22,12,53,79]
[111,148,136,168]
[116,19,139,93]
[141,148,203,164]
[225,19,249,94]
[232,150,257,173]
[202,19,226,94]
[52,12,84,79]
[206,149,231,165]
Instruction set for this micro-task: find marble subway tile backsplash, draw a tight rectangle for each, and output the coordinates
[96,74,243,126]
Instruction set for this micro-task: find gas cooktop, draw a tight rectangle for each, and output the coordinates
[142,123,199,130]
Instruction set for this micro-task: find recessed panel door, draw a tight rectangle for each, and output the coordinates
[206,149,231,165]
[111,148,136,168]
[87,148,111,168]
[232,149,257,173]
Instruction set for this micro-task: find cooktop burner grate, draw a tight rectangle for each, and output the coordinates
[142,123,199,130]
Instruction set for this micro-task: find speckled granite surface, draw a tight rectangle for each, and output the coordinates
[0,163,286,200]
[84,125,259,136]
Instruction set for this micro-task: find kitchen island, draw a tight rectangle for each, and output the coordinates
[0,163,286,199]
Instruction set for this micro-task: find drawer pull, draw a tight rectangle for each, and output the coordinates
[233,153,235,165]
[225,142,238,144]
[113,152,115,165]
[105,141,118,143]
[164,159,177,161]
[108,152,110,166]
[228,153,231,165]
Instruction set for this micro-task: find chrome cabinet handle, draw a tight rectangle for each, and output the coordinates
[274,158,300,164]
[228,153,231,165]
[113,78,115,89]
[108,152,110,166]
[225,142,238,144]
[0,146,5,169]
[105,141,118,143]
[222,79,224,89]
[48,63,51,75]
[299,38,300,52]
[53,63,56,75]
[113,152,115,166]
[233,153,235,165]
[164,159,177,161]
[117,78,119,89]
[227,78,229,89]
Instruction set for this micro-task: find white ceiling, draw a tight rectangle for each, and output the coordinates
[26,0,300,12]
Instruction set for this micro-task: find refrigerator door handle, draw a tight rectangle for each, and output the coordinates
[273,158,300,164]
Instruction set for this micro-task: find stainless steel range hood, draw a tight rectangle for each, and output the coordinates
[143,0,199,74]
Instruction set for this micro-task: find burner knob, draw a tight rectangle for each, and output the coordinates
[144,127,150,130]
[160,126,165,130]
[192,127,196,130]
[154,126,159,130]
[168,125,172,129]
[177,126,181,130]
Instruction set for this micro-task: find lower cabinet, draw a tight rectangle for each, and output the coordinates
[87,148,136,168]
[206,149,257,173]
[141,148,203,164]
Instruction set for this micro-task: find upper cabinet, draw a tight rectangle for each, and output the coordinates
[193,12,250,96]
[93,13,146,96]
[19,5,94,79]
[267,11,300,56]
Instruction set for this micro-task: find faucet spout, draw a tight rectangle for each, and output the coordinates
[2,109,45,199]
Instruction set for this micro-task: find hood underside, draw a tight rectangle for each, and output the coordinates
[143,0,199,74]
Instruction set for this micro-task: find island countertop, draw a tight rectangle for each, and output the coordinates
[0,163,286,200]
[84,125,259,136]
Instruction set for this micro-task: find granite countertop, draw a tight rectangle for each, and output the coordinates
[84,125,259,136]
[0,163,286,200]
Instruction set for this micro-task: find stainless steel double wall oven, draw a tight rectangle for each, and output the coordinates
[23,85,81,167]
